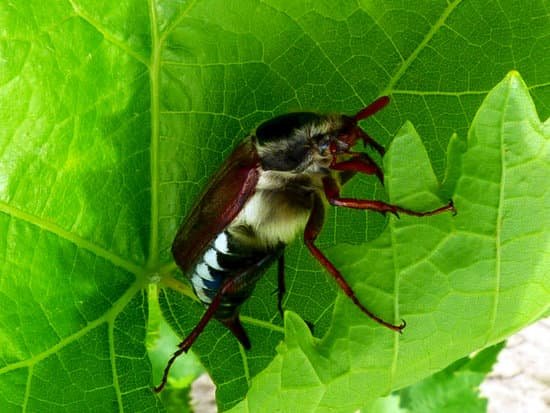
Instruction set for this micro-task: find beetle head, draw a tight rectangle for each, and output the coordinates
[255,112,326,171]
[254,97,389,172]
[322,96,389,157]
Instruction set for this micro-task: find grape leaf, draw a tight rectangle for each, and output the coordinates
[0,1,549,412]
[227,72,549,412]
[395,342,505,413]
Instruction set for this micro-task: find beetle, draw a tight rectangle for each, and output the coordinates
[154,97,455,392]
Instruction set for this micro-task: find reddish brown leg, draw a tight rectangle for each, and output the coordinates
[304,194,405,332]
[219,316,250,351]
[154,290,224,392]
[323,177,455,217]
[331,152,384,183]
[154,276,246,393]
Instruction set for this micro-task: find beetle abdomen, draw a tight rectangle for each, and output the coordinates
[189,231,282,320]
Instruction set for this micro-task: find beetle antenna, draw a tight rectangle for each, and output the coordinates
[354,96,390,121]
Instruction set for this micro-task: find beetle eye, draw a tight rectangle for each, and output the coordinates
[316,136,331,152]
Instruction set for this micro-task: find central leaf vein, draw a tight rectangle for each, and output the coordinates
[487,80,509,343]
[147,0,161,268]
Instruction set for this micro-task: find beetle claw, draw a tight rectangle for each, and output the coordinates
[448,199,457,216]
[389,210,400,219]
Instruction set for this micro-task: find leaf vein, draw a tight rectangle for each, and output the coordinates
[487,80,509,343]
[238,344,251,386]
[109,320,124,412]
[147,0,161,268]
[388,217,401,391]
[0,280,142,375]
[0,202,144,276]
[159,0,200,43]
[382,0,463,94]
[67,0,149,67]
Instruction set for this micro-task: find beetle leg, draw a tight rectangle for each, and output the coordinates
[155,289,224,393]
[277,253,286,319]
[323,176,456,217]
[154,276,247,393]
[304,194,405,332]
[330,152,384,184]
[219,315,250,351]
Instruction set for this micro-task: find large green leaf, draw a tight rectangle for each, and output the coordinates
[228,72,549,412]
[0,1,548,412]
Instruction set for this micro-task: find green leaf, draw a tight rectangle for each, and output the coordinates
[1,1,549,412]
[227,71,549,412]
[395,342,505,413]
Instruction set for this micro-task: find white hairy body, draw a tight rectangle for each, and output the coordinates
[229,169,327,249]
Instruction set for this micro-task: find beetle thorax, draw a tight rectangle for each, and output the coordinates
[228,170,320,249]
